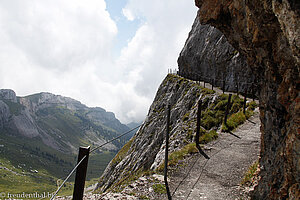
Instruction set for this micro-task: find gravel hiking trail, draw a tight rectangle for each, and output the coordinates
[169,110,261,200]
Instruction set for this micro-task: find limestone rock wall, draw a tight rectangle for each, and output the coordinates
[194,0,299,199]
[178,12,256,94]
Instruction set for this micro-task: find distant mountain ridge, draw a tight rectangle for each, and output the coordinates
[0,89,129,152]
[0,89,131,181]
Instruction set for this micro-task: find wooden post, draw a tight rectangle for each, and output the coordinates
[164,104,172,200]
[195,100,210,159]
[73,146,90,200]
[252,83,255,101]
[196,100,201,146]
[211,79,214,90]
[224,94,232,125]
[236,80,239,96]
[243,89,247,114]
[222,80,225,94]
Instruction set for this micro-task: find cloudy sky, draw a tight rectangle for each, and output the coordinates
[0,0,197,123]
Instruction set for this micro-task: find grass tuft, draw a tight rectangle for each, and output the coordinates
[152,184,167,194]
[111,136,135,165]
[241,160,259,185]
[201,88,216,95]
[199,130,218,144]
[222,110,254,132]
[157,143,198,172]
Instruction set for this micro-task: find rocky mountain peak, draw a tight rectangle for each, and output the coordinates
[19,92,85,113]
[0,89,17,103]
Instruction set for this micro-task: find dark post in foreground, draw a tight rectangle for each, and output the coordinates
[243,89,247,114]
[164,104,172,200]
[222,80,225,94]
[195,100,210,159]
[211,79,214,90]
[236,81,239,96]
[224,94,232,125]
[252,82,255,101]
[73,146,90,200]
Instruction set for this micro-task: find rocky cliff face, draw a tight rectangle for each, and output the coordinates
[96,74,250,193]
[178,12,255,94]
[194,0,299,199]
[0,89,17,103]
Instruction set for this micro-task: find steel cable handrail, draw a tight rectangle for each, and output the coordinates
[48,124,142,200]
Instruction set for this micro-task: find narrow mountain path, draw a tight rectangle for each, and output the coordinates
[169,110,261,200]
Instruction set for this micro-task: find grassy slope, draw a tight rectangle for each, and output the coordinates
[0,132,116,195]
[0,97,126,195]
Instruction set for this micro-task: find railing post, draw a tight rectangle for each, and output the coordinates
[236,81,239,96]
[73,146,90,200]
[224,94,232,125]
[164,104,172,200]
[252,82,255,101]
[243,89,247,114]
[195,100,210,159]
[223,80,225,94]
[211,79,214,90]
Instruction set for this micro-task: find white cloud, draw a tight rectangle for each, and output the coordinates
[0,0,197,124]
[113,0,198,121]
[122,8,135,21]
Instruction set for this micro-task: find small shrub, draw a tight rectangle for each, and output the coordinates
[247,101,258,111]
[139,195,150,200]
[202,115,219,130]
[157,143,198,172]
[199,130,218,144]
[241,160,259,185]
[182,112,190,122]
[230,102,241,113]
[214,100,228,111]
[222,112,246,132]
[186,129,194,141]
[201,88,216,95]
[152,184,167,194]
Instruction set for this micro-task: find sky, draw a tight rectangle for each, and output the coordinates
[0,0,197,124]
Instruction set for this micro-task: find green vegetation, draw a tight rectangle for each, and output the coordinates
[241,160,259,185]
[199,130,218,144]
[0,128,116,195]
[222,110,253,132]
[1,99,24,115]
[201,94,229,130]
[201,88,216,95]
[201,94,253,131]
[152,184,167,194]
[0,158,56,194]
[182,112,190,121]
[247,101,258,111]
[111,136,135,165]
[157,143,198,172]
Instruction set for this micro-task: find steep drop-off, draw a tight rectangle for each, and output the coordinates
[194,0,299,199]
[96,74,255,193]
[178,12,255,94]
